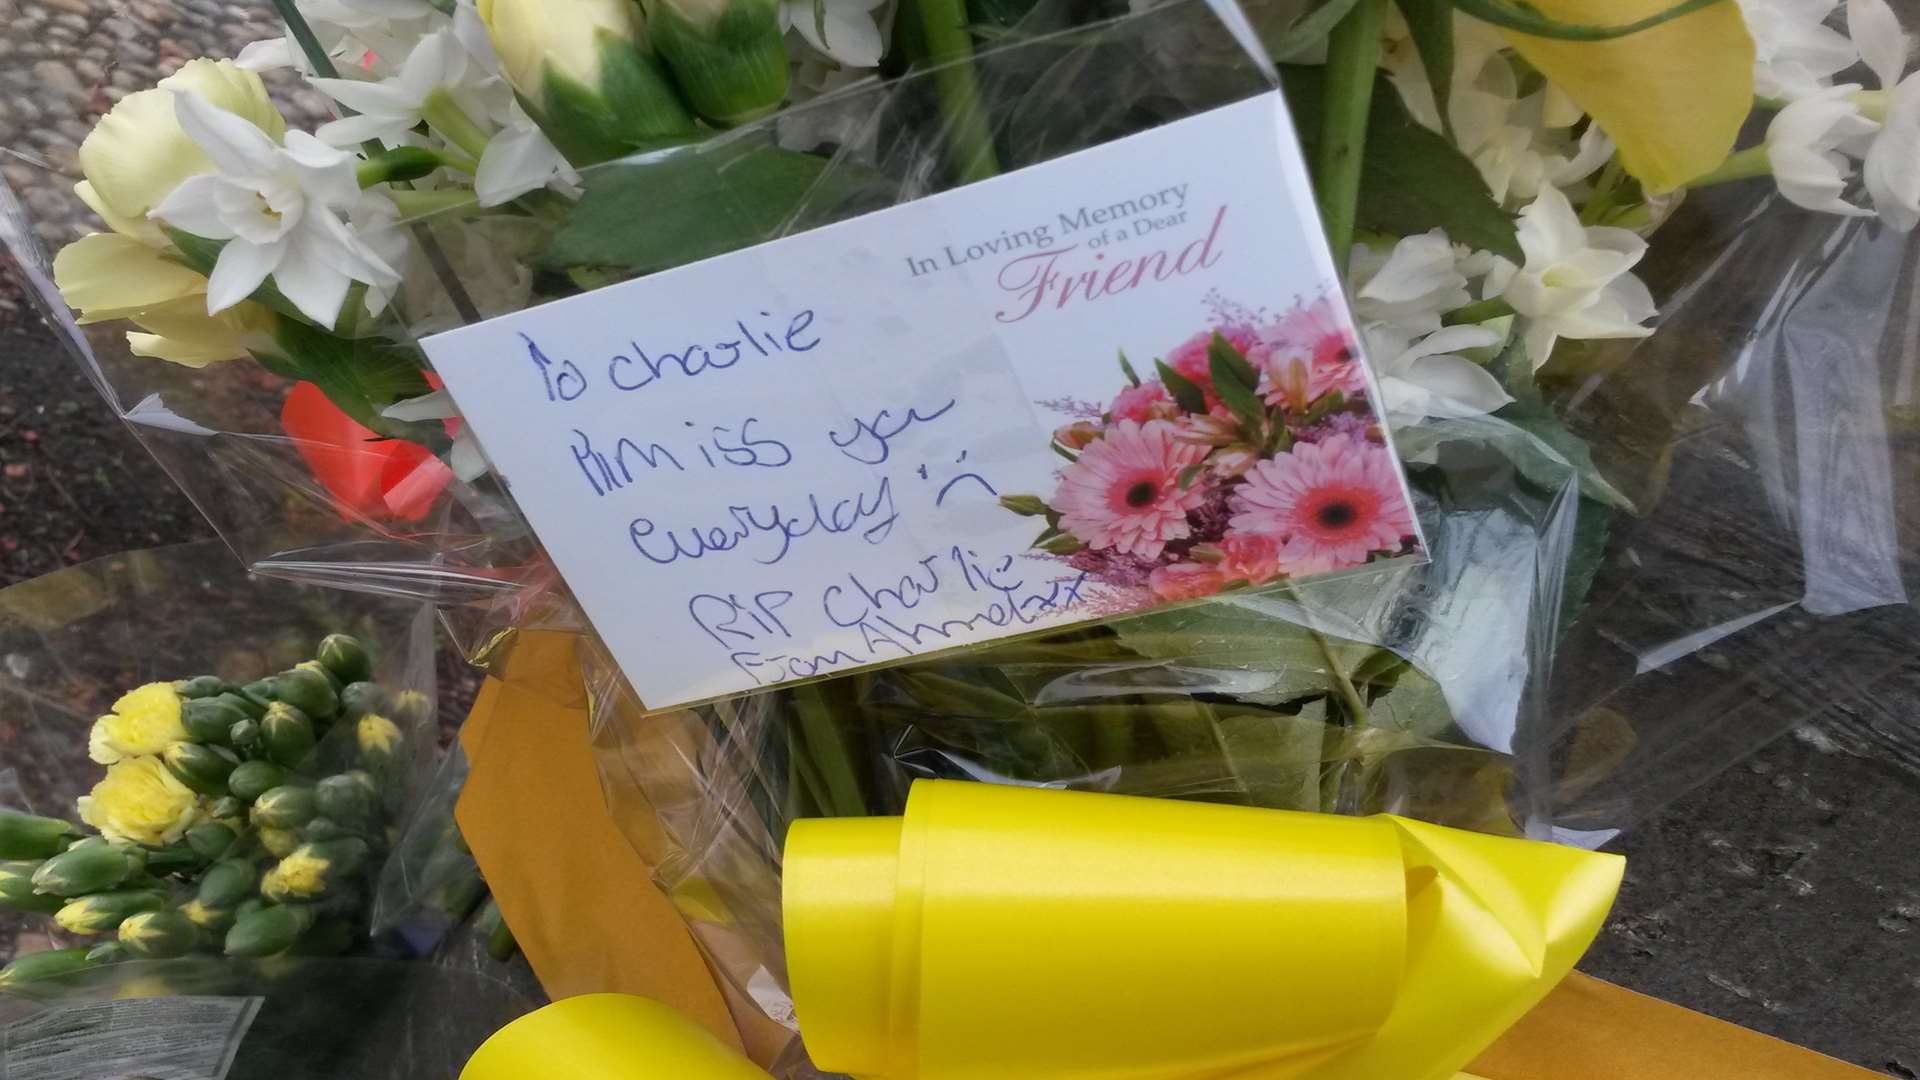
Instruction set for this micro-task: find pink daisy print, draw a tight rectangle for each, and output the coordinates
[1052,419,1210,559]
[1228,434,1415,575]
[1109,380,1176,423]
[1257,297,1370,409]
[1149,561,1228,602]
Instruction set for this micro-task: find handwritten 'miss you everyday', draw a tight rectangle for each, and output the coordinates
[903,183,1229,322]
[511,308,1089,690]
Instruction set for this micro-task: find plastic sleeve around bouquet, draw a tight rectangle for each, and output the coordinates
[782,781,1622,1080]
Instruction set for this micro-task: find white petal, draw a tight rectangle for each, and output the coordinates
[476,123,567,206]
[1546,124,1615,187]
[794,4,885,67]
[1865,74,1920,229]
[272,241,354,326]
[1357,229,1461,303]
[383,388,459,422]
[400,30,466,98]
[1410,324,1503,359]
[309,75,421,119]
[1848,0,1910,89]
[205,240,281,313]
[235,38,296,72]
[1516,185,1588,264]
[1397,353,1514,418]
[148,174,242,239]
[449,429,490,481]
[454,3,502,76]
[171,92,281,179]
[316,112,407,148]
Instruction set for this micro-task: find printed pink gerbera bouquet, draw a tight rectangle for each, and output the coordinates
[1004,296,1418,610]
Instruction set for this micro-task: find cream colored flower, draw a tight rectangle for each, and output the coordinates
[356,713,404,756]
[478,0,640,108]
[258,826,302,858]
[262,847,333,900]
[77,757,206,846]
[55,228,275,368]
[87,683,187,765]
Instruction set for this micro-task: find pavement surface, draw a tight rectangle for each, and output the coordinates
[0,0,1916,1075]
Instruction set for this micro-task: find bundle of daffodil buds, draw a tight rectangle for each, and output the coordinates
[0,634,421,990]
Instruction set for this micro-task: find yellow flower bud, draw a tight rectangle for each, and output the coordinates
[77,757,207,847]
[258,826,302,859]
[86,683,186,765]
[261,847,333,902]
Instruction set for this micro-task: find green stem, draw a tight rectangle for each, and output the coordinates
[1316,0,1386,270]
[1442,296,1516,325]
[387,188,483,220]
[1687,144,1772,188]
[790,684,867,818]
[907,0,1001,184]
[1311,628,1371,728]
[421,91,493,162]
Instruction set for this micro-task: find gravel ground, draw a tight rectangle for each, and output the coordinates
[0,0,1915,1074]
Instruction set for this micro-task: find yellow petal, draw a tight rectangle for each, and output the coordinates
[77,58,284,226]
[128,299,274,368]
[74,180,166,247]
[1494,3,1755,192]
[53,233,207,322]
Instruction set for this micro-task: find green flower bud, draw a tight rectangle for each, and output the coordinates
[251,786,318,830]
[0,860,64,914]
[998,494,1050,516]
[186,822,240,861]
[302,817,348,842]
[390,689,432,729]
[55,889,167,935]
[258,826,302,858]
[0,810,81,859]
[85,941,130,964]
[199,858,259,909]
[0,947,97,988]
[32,842,139,897]
[641,0,788,127]
[224,904,314,957]
[119,909,198,959]
[163,741,240,797]
[296,659,344,693]
[208,797,245,827]
[273,669,338,723]
[181,696,250,743]
[355,713,406,782]
[229,717,262,754]
[237,683,277,716]
[315,773,378,827]
[477,0,695,164]
[338,682,390,723]
[228,761,289,803]
[1039,533,1086,555]
[316,634,373,684]
[173,675,235,699]
[261,702,317,768]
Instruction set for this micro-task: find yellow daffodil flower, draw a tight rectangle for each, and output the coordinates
[77,757,206,846]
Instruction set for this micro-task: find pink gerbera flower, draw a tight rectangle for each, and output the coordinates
[1149,560,1227,602]
[1052,420,1210,558]
[1110,380,1176,423]
[1165,325,1260,411]
[1228,434,1415,575]
[1257,297,1370,409]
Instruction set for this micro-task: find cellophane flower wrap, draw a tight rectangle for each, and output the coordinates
[4,0,1920,1069]
[0,543,531,1076]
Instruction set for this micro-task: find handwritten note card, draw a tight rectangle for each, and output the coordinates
[422,93,1427,710]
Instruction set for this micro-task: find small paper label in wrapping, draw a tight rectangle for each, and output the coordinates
[424,93,1427,710]
[2,995,262,1080]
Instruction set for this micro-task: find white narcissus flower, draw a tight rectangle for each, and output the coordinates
[1487,186,1658,369]
[1766,83,1880,215]
[1349,229,1472,334]
[238,0,444,76]
[476,101,579,206]
[1367,323,1512,423]
[384,389,490,480]
[1736,0,1859,102]
[309,30,471,148]
[149,93,402,328]
[779,0,889,68]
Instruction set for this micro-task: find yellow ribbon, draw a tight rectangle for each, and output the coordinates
[785,781,1624,1080]
[462,994,770,1079]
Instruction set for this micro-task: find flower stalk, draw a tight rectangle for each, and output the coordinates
[902,0,1001,185]
[1315,0,1387,269]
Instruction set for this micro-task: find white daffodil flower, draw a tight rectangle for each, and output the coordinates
[149,93,401,328]
[1367,322,1512,423]
[779,0,889,68]
[383,389,490,481]
[1766,82,1880,215]
[1760,0,1920,228]
[1737,0,1860,102]
[1487,186,1658,369]
[310,30,471,148]
[1350,229,1473,334]
[476,101,578,206]
[239,0,444,75]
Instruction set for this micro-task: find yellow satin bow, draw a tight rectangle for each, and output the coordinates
[784,781,1624,1080]
[463,994,770,1079]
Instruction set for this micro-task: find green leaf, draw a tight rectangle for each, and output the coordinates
[266,319,439,444]
[1155,359,1209,414]
[1177,461,1206,491]
[1361,664,1454,738]
[1394,0,1455,139]
[1111,601,1385,708]
[1449,0,1729,41]
[543,137,896,275]
[1492,340,1637,510]
[1117,349,1142,387]
[1281,66,1522,263]
[1208,331,1260,389]
[1209,346,1268,434]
